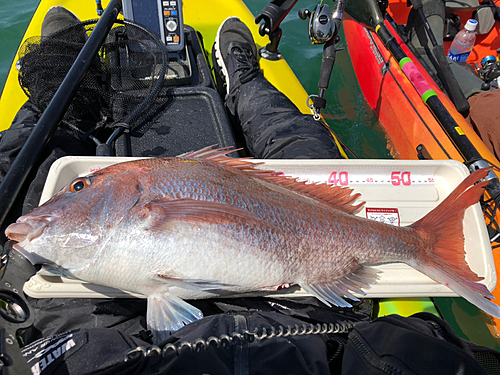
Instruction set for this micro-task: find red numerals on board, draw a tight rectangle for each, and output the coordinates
[328,171,349,186]
[327,171,417,186]
[391,171,411,186]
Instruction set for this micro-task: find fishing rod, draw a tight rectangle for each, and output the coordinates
[256,0,346,116]
[408,0,470,115]
[344,0,500,204]
[0,0,122,234]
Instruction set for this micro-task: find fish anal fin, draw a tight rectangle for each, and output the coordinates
[178,146,364,215]
[142,198,267,231]
[300,266,380,308]
[147,293,203,343]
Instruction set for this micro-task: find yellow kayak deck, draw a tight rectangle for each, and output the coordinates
[0,0,311,132]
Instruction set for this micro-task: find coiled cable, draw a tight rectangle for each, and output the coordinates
[124,320,356,361]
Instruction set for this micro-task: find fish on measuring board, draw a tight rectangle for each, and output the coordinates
[5,146,500,342]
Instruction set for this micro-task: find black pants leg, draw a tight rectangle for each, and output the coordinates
[225,73,342,159]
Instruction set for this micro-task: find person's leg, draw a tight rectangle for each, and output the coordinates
[213,17,342,159]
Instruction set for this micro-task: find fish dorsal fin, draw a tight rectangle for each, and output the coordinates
[300,266,380,308]
[179,146,364,215]
[276,180,364,215]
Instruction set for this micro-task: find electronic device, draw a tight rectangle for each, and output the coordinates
[122,0,185,52]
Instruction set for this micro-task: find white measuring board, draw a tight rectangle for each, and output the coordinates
[26,157,494,299]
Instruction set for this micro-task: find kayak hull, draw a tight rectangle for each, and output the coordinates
[344,3,500,347]
[343,13,500,163]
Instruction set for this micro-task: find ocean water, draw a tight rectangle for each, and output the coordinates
[0,0,38,92]
[0,0,390,158]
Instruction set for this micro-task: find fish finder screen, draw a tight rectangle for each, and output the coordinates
[131,0,162,38]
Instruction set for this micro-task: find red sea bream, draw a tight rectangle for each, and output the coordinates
[5,147,500,341]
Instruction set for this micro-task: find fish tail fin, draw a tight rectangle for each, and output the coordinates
[408,168,500,318]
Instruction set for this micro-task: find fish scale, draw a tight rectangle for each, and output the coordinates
[5,146,500,342]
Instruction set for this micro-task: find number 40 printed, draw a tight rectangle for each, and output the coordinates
[328,171,349,186]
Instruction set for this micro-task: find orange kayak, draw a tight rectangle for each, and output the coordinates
[343,0,500,343]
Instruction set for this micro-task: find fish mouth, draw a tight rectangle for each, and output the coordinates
[5,216,52,243]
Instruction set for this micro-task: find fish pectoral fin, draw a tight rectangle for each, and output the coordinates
[143,198,266,230]
[300,266,380,308]
[154,275,236,293]
[147,293,203,343]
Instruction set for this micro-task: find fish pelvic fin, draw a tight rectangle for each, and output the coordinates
[179,145,364,215]
[408,168,500,318]
[300,266,380,308]
[147,293,203,344]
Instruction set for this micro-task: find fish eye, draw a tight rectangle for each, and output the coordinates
[69,178,90,193]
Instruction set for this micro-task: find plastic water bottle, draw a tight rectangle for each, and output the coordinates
[447,19,478,62]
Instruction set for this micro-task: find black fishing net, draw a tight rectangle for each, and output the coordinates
[17,19,168,142]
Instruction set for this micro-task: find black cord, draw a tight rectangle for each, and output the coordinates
[103,19,169,147]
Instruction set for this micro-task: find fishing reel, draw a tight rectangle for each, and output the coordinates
[0,242,37,375]
[476,54,500,90]
[299,1,345,119]
[256,0,345,116]
[298,4,336,45]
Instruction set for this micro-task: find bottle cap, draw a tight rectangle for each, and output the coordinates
[464,19,478,31]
